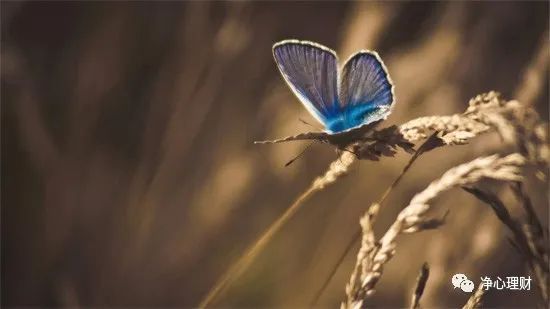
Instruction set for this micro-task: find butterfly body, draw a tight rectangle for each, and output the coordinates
[325,104,389,133]
[325,121,380,149]
[257,40,394,149]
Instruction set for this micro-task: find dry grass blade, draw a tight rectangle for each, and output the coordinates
[465,93,549,168]
[343,153,526,308]
[360,91,527,163]
[198,152,356,307]
[409,262,430,309]
[461,284,485,309]
[399,91,548,156]
[205,91,539,307]
[367,132,441,219]
[400,115,489,144]
[462,186,542,264]
[398,92,504,145]
[464,184,549,303]
[311,133,437,306]
[316,91,519,305]
[514,30,549,106]
[511,182,547,245]
[462,186,518,226]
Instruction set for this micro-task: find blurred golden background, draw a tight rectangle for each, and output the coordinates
[2,1,548,308]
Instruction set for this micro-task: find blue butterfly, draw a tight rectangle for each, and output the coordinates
[256,40,395,149]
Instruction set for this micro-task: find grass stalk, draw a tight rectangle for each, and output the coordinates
[199,152,356,307]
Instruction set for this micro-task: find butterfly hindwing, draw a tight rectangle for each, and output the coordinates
[337,51,394,130]
[272,40,340,127]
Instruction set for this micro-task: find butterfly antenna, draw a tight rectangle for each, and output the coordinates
[285,142,314,167]
[299,118,322,131]
[342,148,359,157]
[337,147,359,161]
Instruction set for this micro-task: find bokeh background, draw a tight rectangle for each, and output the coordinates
[2,1,548,308]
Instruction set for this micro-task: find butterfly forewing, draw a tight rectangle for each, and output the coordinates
[272,41,340,128]
[339,51,394,126]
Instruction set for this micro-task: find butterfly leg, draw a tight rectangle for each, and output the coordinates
[335,144,360,160]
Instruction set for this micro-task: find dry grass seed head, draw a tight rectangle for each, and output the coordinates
[343,153,526,308]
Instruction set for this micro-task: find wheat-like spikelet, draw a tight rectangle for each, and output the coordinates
[504,101,549,167]
[315,134,439,306]
[358,91,525,161]
[204,91,543,307]
[464,183,549,304]
[316,92,527,303]
[465,92,549,166]
[199,151,356,307]
[399,91,518,147]
[363,91,548,167]
[399,115,489,144]
[409,263,430,309]
[313,151,357,189]
[461,284,485,309]
[513,184,550,304]
[342,153,526,308]
[398,91,504,144]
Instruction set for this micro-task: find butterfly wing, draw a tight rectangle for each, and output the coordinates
[337,51,394,131]
[273,40,340,128]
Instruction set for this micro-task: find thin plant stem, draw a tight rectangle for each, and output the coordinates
[199,151,356,307]
[198,187,316,307]
[310,133,437,305]
[309,228,360,306]
[409,262,430,309]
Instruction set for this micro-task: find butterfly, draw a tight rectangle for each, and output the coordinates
[256,40,395,150]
